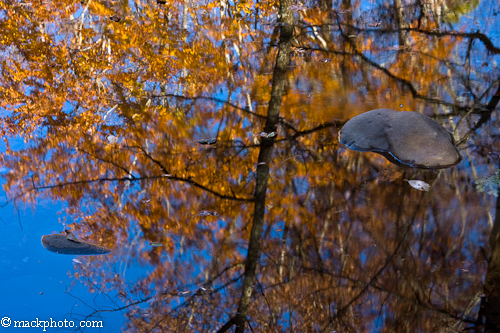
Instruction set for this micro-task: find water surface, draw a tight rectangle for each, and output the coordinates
[0,0,500,332]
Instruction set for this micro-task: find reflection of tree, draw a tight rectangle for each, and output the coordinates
[477,162,500,332]
[218,0,294,331]
[0,0,499,332]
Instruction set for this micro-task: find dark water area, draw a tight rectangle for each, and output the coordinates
[0,0,499,332]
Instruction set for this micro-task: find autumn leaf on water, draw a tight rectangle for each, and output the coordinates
[289,4,307,11]
[106,135,118,144]
[260,132,276,138]
[199,210,218,217]
[405,179,430,191]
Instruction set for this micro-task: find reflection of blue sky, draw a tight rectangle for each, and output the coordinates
[0,1,499,330]
[0,138,123,331]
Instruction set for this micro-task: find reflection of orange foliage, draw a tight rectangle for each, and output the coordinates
[0,0,498,331]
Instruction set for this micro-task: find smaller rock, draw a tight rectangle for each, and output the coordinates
[42,234,111,255]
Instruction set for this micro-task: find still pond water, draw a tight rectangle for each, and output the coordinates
[1,0,500,332]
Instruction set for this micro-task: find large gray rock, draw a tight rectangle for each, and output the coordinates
[42,233,111,255]
[339,109,462,169]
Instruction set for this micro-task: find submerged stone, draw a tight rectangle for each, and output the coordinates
[338,108,462,169]
[41,234,111,255]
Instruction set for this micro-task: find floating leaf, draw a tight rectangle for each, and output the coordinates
[292,47,306,53]
[149,242,163,247]
[405,179,430,191]
[72,258,82,264]
[196,138,217,145]
[199,210,218,217]
[260,131,276,138]
[289,4,307,11]
[106,134,118,144]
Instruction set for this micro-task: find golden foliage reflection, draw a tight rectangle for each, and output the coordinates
[1,0,500,331]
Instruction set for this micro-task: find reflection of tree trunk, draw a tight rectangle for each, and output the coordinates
[216,1,294,332]
[342,0,355,37]
[319,0,333,43]
[480,166,500,332]
[394,0,409,47]
[417,0,429,29]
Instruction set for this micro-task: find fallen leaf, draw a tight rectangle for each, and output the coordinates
[260,131,276,138]
[199,210,218,217]
[289,4,307,11]
[405,179,430,191]
[106,134,118,144]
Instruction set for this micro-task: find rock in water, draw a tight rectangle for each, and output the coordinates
[338,109,462,169]
[42,234,111,255]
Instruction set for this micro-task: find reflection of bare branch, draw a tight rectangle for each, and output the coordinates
[151,93,267,120]
[147,274,244,333]
[78,147,136,179]
[5,173,252,205]
[304,22,500,55]
[151,93,302,133]
[13,199,22,230]
[131,144,252,201]
[255,276,276,330]
[71,272,244,333]
[300,267,477,325]
[320,190,428,332]
[457,77,500,145]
